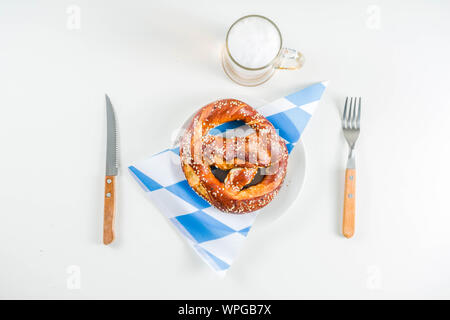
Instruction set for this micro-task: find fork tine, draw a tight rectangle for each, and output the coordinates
[356,97,361,129]
[348,97,353,128]
[342,97,348,128]
[351,97,358,129]
[348,97,354,129]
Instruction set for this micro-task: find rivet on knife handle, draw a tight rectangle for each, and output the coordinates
[103,175,116,244]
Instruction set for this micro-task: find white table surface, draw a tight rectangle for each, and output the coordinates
[1,0,450,299]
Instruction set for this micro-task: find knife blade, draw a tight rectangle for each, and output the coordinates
[104,94,118,245]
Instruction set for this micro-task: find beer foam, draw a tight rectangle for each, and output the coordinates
[228,16,281,69]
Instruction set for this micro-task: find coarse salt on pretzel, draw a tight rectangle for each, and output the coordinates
[180,99,288,214]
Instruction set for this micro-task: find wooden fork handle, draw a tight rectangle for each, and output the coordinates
[103,175,116,245]
[343,168,356,238]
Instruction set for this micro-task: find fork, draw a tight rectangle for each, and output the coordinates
[342,97,361,238]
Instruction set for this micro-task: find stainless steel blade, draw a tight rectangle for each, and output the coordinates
[105,94,118,176]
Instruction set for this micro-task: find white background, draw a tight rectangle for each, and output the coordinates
[1,0,449,299]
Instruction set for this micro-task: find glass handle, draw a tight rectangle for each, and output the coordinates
[275,48,305,70]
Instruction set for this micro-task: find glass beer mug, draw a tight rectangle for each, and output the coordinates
[222,15,305,86]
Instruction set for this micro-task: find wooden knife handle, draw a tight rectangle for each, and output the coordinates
[343,168,356,238]
[103,175,116,245]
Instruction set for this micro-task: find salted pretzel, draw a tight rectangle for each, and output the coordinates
[180,99,288,214]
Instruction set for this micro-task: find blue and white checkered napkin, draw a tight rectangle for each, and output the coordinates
[129,82,327,274]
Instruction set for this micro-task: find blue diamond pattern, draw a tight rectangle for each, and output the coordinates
[266,112,300,144]
[129,166,163,192]
[170,146,180,155]
[202,248,230,270]
[286,143,294,154]
[174,210,235,243]
[165,180,211,209]
[238,226,251,236]
[285,82,326,107]
[284,107,311,140]
[266,107,311,144]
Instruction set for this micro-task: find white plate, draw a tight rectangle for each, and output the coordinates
[173,96,306,227]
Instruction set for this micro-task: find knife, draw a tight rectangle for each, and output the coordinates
[104,94,118,245]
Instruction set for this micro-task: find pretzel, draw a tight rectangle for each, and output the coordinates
[180,99,288,214]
